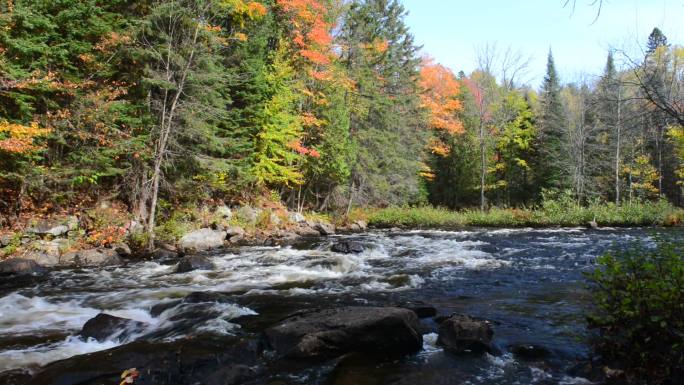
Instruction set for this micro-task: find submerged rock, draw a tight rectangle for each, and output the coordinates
[331,240,365,254]
[263,306,422,360]
[179,228,226,253]
[0,369,32,385]
[437,314,493,354]
[176,255,215,273]
[27,336,260,385]
[80,313,148,342]
[510,344,550,360]
[60,248,123,267]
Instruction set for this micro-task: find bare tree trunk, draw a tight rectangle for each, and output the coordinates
[479,118,486,211]
[614,83,622,205]
[146,19,201,251]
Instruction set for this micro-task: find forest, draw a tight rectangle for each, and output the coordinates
[1,2,683,385]
[1,0,683,239]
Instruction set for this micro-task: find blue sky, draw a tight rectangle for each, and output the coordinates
[401,0,684,87]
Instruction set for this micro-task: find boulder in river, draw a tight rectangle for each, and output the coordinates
[263,306,422,360]
[437,314,494,354]
[27,336,260,385]
[60,248,123,267]
[80,313,148,341]
[176,255,215,273]
[510,344,550,361]
[331,240,365,254]
[0,258,47,275]
[179,228,226,253]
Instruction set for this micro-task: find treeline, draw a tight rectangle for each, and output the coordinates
[0,1,683,237]
[429,28,684,210]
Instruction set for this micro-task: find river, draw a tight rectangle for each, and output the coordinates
[1,227,681,384]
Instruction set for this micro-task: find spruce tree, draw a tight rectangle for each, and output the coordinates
[533,49,570,195]
[342,0,428,207]
[646,27,668,55]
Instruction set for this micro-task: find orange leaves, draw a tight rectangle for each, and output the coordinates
[300,49,331,65]
[0,121,51,154]
[94,32,132,53]
[419,58,463,137]
[288,139,321,158]
[276,0,334,68]
[246,1,268,17]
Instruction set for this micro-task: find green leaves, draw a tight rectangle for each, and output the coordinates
[586,236,684,384]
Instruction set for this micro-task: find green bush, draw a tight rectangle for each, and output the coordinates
[585,236,684,384]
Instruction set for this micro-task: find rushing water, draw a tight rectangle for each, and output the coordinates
[1,227,681,384]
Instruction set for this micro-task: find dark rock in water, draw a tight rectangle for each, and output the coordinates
[27,336,260,385]
[80,313,148,342]
[152,248,179,261]
[183,291,232,304]
[0,258,47,275]
[175,255,214,273]
[0,369,32,385]
[150,300,182,317]
[396,301,437,319]
[331,241,365,254]
[437,314,493,354]
[263,306,422,360]
[510,344,550,360]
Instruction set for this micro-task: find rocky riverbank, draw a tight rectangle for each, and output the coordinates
[0,204,367,276]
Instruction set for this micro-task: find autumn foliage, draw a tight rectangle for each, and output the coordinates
[419,58,463,156]
[0,121,51,154]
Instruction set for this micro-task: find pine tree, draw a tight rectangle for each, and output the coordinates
[533,49,570,195]
[646,27,668,55]
[342,0,428,208]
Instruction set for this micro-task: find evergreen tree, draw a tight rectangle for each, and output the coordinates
[646,27,668,55]
[533,49,570,195]
[342,0,428,208]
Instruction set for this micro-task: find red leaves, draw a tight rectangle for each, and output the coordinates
[288,139,321,158]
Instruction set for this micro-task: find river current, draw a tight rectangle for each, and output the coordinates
[1,227,681,384]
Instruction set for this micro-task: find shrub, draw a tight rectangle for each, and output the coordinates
[585,236,684,384]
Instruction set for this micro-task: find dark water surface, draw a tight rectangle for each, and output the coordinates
[1,227,682,384]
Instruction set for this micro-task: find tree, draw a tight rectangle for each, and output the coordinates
[135,0,266,248]
[533,49,570,195]
[341,0,427,209]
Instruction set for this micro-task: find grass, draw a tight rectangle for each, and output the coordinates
[366,200,684,229]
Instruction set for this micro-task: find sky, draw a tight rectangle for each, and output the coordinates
[401,0,684,87]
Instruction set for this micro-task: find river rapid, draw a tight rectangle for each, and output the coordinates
[1,227,681,384]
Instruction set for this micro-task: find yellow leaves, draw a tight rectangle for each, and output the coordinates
[218,0,268,19]
[120,368,139,385]
[0,121,51,154]
[429,139,450,157]
[419,163,436,181]
[234,32,248,42]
